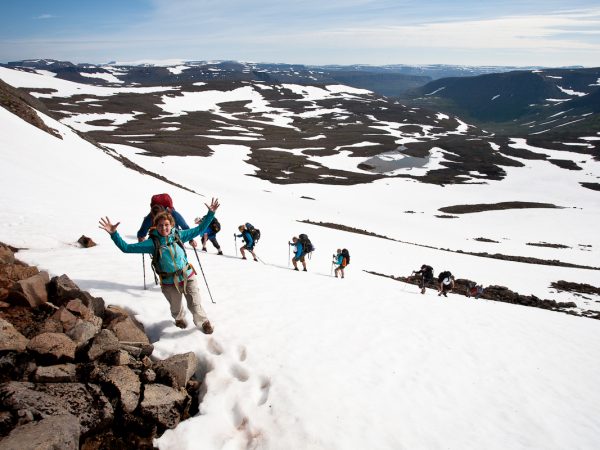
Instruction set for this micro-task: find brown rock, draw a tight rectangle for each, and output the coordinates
[47,274,80,306]
[0,245,15,264]
[109,317,150,344]
[0,264,38,284]
[34,364,77,382]
[103,305,131,325]
[8,271,50,307]
[66,319,100,349]
[87,329,119,361]
[105,366,141,413]
[0,317,29,352]
[154,352,198,389]
[140,384,187,429]
[0,413,80,450]
[77,235,97,248]
[45,307,78,333]
[26,332,76,363]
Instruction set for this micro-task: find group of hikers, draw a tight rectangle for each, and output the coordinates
[412,264,455,297]
[98,193,350,336]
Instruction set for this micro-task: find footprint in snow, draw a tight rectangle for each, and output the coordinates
[231,363,250,382]
[207,338,224,355]
[257,376,271,406]
[238,345,247,362]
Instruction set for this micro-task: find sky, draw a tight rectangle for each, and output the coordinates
[1,0,599,67]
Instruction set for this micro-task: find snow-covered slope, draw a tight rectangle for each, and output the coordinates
[1,80,600,450]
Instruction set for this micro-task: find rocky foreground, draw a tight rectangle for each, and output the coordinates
[0,243,203,449]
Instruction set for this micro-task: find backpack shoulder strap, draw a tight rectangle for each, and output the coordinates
[173,230,188,257]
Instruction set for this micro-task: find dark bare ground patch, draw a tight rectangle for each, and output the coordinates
[474,237,499,243]
[527,242,570,249]
[548,159,581,170]
[580,182,600,191]
[551,280,600,296]
[435,214,458,219]
[439,201,562,214]
[299,220,600,271]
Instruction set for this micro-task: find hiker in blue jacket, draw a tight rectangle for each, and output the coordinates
[99,198,220,334]
[197,215,222,255]
[290,236,307,271]
[237,224,258,261]
[137,204,197,248]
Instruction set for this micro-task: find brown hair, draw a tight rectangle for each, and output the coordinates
[153,212,175,227]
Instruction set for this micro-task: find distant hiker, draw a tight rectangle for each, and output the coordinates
[98,197,220,335]
[196,215,222,255]
[137,193,197,248]
[236,223,258,261]
[333,248,350,278]
[290,236,307,271]
[437,271,455,297]
[413,264,434,294]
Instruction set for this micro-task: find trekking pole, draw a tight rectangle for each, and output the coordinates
[234,233,238,257]
[193,247,216,304]
[330,261,334,276]
[142,255,147,290]
[288,242,290,267]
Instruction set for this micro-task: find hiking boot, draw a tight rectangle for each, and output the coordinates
[303,268,307,272]
[421,287,426,294]
[218,250,223,255]
[242,256,247,260]
[254,258,258,262]
[294,267,299,271]
[201,321,214,334]
[175,318,188,329]
[443,292,448,297]
[202,247,207,252]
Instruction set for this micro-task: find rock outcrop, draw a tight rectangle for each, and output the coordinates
[0,243,203,448]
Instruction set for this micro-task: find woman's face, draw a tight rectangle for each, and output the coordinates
[157,218,172,237]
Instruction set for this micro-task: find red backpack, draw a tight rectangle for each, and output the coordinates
[151,193,174,210]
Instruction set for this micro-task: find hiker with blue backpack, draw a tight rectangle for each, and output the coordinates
[98,197,220,335]
[290,234,313,271]
[196,215,223,255]
[236,223,258,261]
[333,248,350,278]
[137,193,197,248]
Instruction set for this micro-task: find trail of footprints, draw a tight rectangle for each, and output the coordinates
[206,336,272,423]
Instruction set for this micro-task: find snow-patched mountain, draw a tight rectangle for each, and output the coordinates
[1,63,598,189]
[1,60,600,450]
[408,68,600,138]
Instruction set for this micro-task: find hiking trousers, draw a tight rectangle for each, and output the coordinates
[161,275,208,328]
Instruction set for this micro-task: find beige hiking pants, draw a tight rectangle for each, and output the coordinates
[161,275,208,327]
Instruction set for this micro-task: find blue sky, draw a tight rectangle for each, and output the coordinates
[1,0,599,66]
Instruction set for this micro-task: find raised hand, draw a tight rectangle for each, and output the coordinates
[98,216,120,234]
[205,197,220,212]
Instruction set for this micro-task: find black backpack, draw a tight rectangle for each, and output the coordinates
[298,234,314,253]
[246,223,261,243]
[210,217,221,233]
[438,271,452,282]
[341,248,350,265]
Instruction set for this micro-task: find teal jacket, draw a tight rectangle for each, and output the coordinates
[111,211,215,285]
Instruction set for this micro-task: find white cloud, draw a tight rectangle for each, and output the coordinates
[34,14,57,20]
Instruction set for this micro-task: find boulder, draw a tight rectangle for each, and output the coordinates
[0,264,38,284]
[34,364,77,383]
[108,317,150,345]
[140,384,187,429]
[8,271,50,307]
[0,318,28,352]
[0,413,80,450]
[105,366,141,413]
[154,352,198,389]
[0,245,15,264]
[77,291,105,319]
[44,307,78,333]
[66,319,100,350]
[0,382,70,418]
[34,383,113,435]
[118,342,154,359]
[87,329,119,361]
[47,274,91,307]
[26,332,76,363]
[103,305,130,325]
[77,235,97,248]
